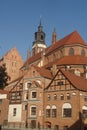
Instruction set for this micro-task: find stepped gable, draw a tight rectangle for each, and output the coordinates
[61,69,87,91]
[32,65,53,79]
[44,55,87,68]
[46,31,87,54]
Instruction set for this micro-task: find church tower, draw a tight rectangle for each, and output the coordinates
[32,20,47,55]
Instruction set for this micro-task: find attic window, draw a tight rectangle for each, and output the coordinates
[58,81,63,86]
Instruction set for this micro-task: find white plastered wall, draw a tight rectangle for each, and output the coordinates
[8,104,22,122]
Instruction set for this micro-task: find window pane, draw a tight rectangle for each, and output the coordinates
[31,107,36,115]
[63,108,72,117]
[52,109,57,117]
[32,92,36,98]
[46,109,50,117]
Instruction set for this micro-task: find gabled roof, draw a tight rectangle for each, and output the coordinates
[32,65,53,79]
[45,69,87,92]
[46,31,87,54]
[61,69,87,91]
[44,55,87,68]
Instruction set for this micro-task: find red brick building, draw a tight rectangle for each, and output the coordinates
[0,89,9,126]
[0,47,24,82]
[5,21,87,130]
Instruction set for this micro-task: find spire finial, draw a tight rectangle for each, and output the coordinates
[38,15,43,32]
[40,15,42,26]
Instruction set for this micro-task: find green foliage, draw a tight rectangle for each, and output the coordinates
[0,64,10,89]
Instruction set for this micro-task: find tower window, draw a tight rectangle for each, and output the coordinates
[41,35,43,40]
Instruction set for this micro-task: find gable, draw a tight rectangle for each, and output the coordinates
[45,70,75,91]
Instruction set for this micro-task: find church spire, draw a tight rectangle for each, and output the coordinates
[32,19,47,55]
[52,28,57,45]
[38,17,42,32]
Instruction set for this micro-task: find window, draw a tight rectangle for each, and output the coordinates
[47,94,51,101]
[84,96,87,101]
[27,83,31,88]
[62,103,72,117]
[63,108,72,117]
[41,35,43,40]
[46,105,51,117]
[0,99,2,104]
[82,106,87,118]
[69,48,74,55]
[25,104,28,110]
[31,107,36,116]
[32,92,36,98]
[52,105,57,117]
[67,93,70,100]
[13,108,17,116]
[81,49,85,56]
[58,81,63,86]
[61,94,64,100]
[63,125,68,130]
[54,94,57,100]
[11,93,16,99]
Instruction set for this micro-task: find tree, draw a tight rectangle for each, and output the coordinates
[0,64,10,89]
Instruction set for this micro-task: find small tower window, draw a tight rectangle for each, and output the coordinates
[41,35,43,40]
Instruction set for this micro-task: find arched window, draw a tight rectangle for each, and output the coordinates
[54,94,57,100]
[82,106,87,118]
[67,93,70,100]
[52,105,57,117]
[69,48,74,55]
[60,94,64,100]
[46,105,51,117]
[81,49,85,56]
[54,125,59,130]
[62,103,72,117]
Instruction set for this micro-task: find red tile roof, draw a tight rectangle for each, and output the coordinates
[44,55,87,68]
[22,31,87,68]
[33,65,53,79]
[46,31,87,54]
[61,69,87,91]
[21,52,41,68]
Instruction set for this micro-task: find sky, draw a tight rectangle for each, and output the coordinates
[0,0,87,60]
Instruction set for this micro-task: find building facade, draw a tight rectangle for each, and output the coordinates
[4,22,87,130]
[0,47,24,82]
[0,90,9,126]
